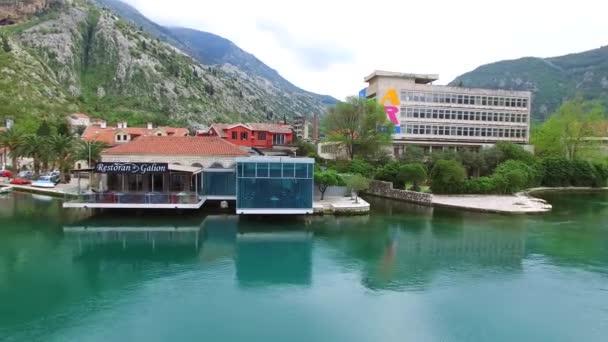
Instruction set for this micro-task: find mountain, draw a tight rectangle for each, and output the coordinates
[95,0,337,105]
[0,0,331,129]
[450,46,608,122]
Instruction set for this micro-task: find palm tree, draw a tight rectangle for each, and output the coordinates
[50,134,75,183]
[74,140,109,168]
[19,134,47,178]
[0,129,24,172]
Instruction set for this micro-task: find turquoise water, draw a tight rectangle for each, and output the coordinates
[0,191,607,341]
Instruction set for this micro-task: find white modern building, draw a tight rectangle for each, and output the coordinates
[363,71,533,157]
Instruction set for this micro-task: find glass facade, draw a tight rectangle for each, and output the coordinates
[401,91,529,109]
[236,158,314,211]
[202,171,236,196]
[402,107,528,123]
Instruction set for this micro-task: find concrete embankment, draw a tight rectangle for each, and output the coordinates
[364,180,553,214]
[313,196,370,215]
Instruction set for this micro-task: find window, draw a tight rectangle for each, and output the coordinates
[241,132,248,140]
[273,134,286,145]
[116,135,122,141]
[232,132,238,139]
[258,132,266,140]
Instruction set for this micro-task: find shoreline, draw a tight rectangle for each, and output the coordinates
[2,182,370,216]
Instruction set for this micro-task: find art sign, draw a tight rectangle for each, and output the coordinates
[95,162,168,174]
[380,89,401,133]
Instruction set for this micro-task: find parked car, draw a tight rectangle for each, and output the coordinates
[18,170,34,179]
[0,170,12,178]
[10,178,31,185]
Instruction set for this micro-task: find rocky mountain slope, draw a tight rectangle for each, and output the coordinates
[0,0,329,128]
[450,46,608,122]
[95,0,337,106]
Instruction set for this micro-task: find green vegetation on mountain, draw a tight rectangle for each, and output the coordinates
[0,0,329,131]
[451,46,608,122]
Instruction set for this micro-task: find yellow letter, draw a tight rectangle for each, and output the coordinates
[380,89,399,106]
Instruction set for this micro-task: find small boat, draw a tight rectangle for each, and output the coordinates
[0,186,12,194]
[31,176,56,189]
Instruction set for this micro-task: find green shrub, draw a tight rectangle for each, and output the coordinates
[494,160,540,191]
[375,161,404,189]
[462,176,495,194]
[591,163,608,187]
[349,158,375,177]
[540,157,573,187]
[430,160,466,194]
[399,163,427,191]
[539,157,607,187]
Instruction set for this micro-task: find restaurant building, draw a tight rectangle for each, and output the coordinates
[64,136,315,214]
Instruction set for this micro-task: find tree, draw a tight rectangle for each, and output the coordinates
[323,96,393,160]
[18,134,47,178]
[399,163,427,191]
[314,169,340,200]
[400,145,425,164]
[430,160,466,194]
[0,129,23,172]
[344,174,370,203]
[292,140,316,157]
[532,98,606,159]
[36,121,52,137]
[1,35,11,53]
[74,140,109,167]
[50,134,75,183]
[56,121,71,136]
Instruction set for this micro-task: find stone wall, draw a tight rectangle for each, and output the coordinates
[364,180,432,205]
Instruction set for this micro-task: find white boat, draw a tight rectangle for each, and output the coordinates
[31,176,56,189]
[0,186,12,194]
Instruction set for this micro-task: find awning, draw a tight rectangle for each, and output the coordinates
[168,164,202,174]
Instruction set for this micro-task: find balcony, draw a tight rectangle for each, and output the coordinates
[63,191,205,209]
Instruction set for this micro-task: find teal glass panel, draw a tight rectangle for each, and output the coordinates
[244,164,256,177]
[270,163,282,178]
[237,178,313,209]
[203,171,236,196]
[256,163,269,178]
[295,164,307,178]
[282,163,295,178]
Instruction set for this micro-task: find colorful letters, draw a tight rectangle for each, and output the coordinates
[380,88,400,133]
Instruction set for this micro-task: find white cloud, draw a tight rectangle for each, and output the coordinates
[124,0,607,100]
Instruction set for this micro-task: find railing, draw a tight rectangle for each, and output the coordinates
[71,192,200,205]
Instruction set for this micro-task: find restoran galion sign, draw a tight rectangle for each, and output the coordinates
[95,162,168,174]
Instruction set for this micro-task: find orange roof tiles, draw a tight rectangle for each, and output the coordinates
[102,136,249,156]
[246,123,293,134]
[210,122,293,135]
[81,125,190,145]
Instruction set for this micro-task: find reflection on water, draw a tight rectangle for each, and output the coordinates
[0,192,607,341]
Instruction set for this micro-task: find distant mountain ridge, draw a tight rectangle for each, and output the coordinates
[96,0,337,106]
[450,45,608,122]
[0,0,334,129]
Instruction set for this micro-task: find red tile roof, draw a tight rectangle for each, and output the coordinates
[81,125,189,145]
[246,123,293,134]
[209,124,231,138]
[102,136,249,156]
[210,123,293,136]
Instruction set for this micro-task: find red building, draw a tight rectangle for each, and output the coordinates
[204,123,294,149]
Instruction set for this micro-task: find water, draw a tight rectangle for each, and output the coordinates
[0,191,607,342]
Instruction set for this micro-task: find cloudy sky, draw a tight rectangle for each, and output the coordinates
[124,0,607,100]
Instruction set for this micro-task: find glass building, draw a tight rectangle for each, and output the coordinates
[202,169,236,198]
[236,157,314,214]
